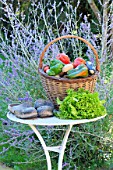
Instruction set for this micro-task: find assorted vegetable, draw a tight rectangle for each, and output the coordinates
[42,54,105,120]
[55,88,106,120]
[43,65,50,73]
[43,53,96,79]
[67,64,88,79]
[62,63,73,72]
[46,59,64,76]
[56,53,70,64]
[50,59,64,67]
[73,57,86,68]
[86,61,96,75]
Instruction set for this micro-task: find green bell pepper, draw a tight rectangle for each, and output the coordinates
[47,62,64,76]
[50,63,63,75]
[50,59,64,67]
[47,70,56,76]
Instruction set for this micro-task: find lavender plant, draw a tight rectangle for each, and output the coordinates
[0,0,113,169]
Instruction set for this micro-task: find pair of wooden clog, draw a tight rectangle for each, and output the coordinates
[34,99,54,118]
[8,99,54,119]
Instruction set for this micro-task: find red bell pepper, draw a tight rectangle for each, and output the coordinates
[73,57,86,68]
[56,53,70,64]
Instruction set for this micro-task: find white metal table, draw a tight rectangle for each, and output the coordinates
[7,112,106,170]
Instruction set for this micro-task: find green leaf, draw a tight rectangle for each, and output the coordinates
[57,98,62,105]
[14,165,21,170]
[56,88,107,120]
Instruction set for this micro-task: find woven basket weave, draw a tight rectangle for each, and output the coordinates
[38,35,100,108]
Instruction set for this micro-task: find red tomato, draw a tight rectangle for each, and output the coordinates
[43,66,50,73]
[73,57,86,68]
[56,53,70,64]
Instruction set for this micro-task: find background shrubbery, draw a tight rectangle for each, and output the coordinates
[0,0,113,170]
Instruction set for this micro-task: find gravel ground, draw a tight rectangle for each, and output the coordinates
[0,163,13,170]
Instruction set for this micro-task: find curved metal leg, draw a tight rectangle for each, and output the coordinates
[29,124,73,170]
[29,124,52,170]
[58,124,73,170]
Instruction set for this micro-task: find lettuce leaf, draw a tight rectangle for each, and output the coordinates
[55,88,107,119]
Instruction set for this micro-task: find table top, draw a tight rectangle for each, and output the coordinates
[7,112,106,126]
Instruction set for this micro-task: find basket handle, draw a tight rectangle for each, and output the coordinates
[39,35,100,72]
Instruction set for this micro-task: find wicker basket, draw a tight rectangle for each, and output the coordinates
[38,35,100,108]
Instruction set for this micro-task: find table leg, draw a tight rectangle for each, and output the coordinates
[29,124,73,170]
[58,124,73,170]
[29,124,52,170]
